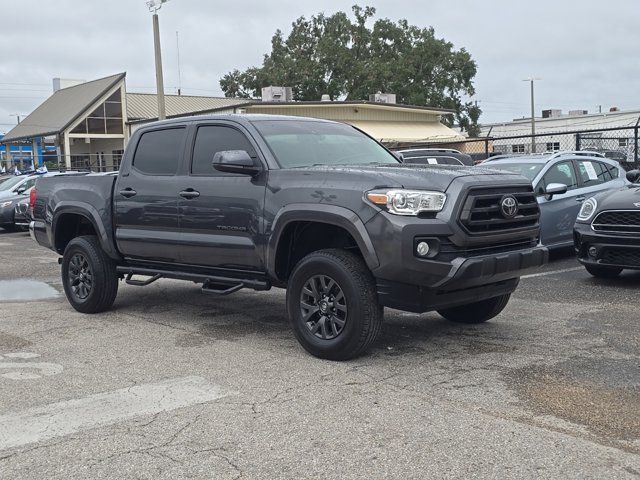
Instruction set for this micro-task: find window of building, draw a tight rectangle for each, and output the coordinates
[133,128,186,175]
[70,88,124,135]
[545,142,561,152]
[512,144,525,153]
[191,125,257,175]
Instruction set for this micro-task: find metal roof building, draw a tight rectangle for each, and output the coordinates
[1,72,462,171]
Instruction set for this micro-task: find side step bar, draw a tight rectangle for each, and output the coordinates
[116,266,270,295]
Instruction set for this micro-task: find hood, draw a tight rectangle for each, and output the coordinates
[292,164,526,191]
[596,184,640,210]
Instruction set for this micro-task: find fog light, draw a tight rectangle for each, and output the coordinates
[588,246,598,258]
[416,241,430,257]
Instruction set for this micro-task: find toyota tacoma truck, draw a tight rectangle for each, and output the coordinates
[30,115,548,360]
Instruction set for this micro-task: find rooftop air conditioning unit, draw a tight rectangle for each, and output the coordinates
[542,109,562,118]
[369,93,397,104]
[262,86,293,102]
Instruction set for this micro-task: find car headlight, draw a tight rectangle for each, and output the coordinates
[366,189,446,215]
[577,197,597,222]
[0,201,13,208]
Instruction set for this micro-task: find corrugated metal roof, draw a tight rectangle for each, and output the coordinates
[125,93,250,121]
[1,73,125,143]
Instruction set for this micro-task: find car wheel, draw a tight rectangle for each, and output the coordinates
[286,249,383,361]
[438,294,511,324]
[585,264,623,278]
[61,235,118,313]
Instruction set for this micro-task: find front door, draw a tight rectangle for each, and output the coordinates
[177,123,266,271]
[536,160,580,246]
[114,126,187,263]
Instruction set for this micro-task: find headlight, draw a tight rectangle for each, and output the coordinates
[577,197,597,222]
[366,189,446,216]
[0,201,13,208]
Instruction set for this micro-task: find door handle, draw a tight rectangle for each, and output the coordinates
[575,196,586,203]
[179,189,200,199]
[119,188,137,198]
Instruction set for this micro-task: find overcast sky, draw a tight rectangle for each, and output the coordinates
[1,0,639,133]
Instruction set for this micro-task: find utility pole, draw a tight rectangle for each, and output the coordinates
[147,0,170,120]
[523,78,541,153]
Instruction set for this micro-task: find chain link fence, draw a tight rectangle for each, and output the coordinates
[392,125,640,171]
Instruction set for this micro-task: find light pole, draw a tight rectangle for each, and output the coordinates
[523,77,541,153]
[146,0,171,120]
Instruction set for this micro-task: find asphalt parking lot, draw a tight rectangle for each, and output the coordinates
[0,228,638,479]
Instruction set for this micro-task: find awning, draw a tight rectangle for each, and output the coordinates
[347,120,464,143]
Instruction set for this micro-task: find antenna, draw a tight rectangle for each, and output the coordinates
[176,31,182,96]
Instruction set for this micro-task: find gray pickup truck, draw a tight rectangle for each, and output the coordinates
[30,114,548,360]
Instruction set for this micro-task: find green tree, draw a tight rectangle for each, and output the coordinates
[220,5,481,136]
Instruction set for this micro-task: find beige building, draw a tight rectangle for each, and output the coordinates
[1,73,463,171]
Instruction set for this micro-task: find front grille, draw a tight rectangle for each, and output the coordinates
[592,210,640,233]
[436,238,538,262]
[459,186,540,235]
[601,247,640,267]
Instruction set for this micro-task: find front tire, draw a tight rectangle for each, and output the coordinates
[61,235,118,313]
[438,294,511,324]
[585,264,623,278]
[286,249,383,361]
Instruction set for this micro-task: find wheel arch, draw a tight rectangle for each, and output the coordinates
[267,204,379,282]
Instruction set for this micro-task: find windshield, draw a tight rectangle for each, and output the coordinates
[253,120,399,168]
[0,176,26,191]
[490,163,544,181]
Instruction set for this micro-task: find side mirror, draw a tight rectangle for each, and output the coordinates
[15,187,26,195]
[626,169,640,183]
[213,150,261,176]
[543,183,567,200]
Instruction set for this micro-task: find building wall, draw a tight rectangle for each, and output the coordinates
[246,104,441,123]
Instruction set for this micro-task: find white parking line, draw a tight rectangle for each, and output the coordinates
[521,266,584,279]
[0,376,232,451]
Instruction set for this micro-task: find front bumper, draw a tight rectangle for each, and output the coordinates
[574,222,640,270]
[366,211,548,313]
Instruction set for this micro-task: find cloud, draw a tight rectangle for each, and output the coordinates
[1,0,638,132]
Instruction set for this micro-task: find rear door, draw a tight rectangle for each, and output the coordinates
[177,122,266,271]
[536,160,581,246]
[114,126,187,263]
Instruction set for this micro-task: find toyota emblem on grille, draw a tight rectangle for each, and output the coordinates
[500,195,519,218]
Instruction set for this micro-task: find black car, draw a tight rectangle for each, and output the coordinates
[574,169,640,277]
[395,148,474,166]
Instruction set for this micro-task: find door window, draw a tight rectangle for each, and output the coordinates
[191,126,256,175]
[539,161,578,194]
[576,160,609,186]
[132,128,186,175]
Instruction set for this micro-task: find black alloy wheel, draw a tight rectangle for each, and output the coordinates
[68,253,93,300]
[300,274,348,340]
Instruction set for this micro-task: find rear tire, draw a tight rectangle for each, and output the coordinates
[61,235,118,313]
[585,264,623,278]
[438,294,511,324]
[286,249,383,361]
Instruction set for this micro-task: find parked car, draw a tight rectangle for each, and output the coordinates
[483,151,627,249]
[395,148,474,166]
[400,155,465,166]
[573,169,640,277]
[13,195,32,230]
[30,114,548,360]
[0,171,86,231]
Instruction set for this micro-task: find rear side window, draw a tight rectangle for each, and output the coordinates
[191,125,256,175]
[576,160,609,186]
[133,128,186,175]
